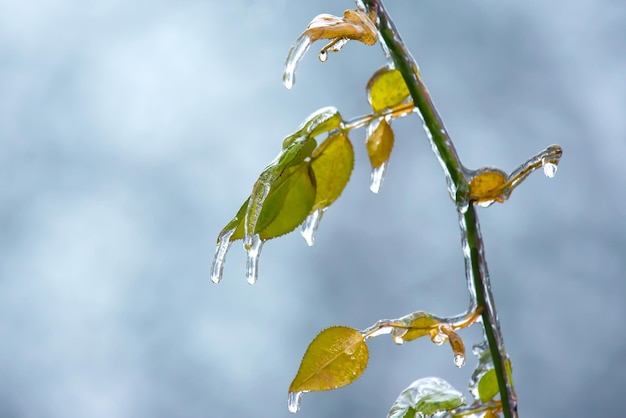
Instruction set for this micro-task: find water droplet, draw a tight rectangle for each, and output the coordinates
[245,235,264,285]
[431,332,447,345]
[283,35,312,90]
[542,160,558,178]
[454,353,466,368]
[210,227,236,284]
[318,50,328,62]
[288,391,305,413]
[300,208,325,246]
[370,161,388,193]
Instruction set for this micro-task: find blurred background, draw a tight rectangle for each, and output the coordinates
[1,0,625,417]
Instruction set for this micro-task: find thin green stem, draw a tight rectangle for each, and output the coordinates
[357,1,517,416]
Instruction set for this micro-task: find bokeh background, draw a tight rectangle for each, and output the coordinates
[1,0,625,417]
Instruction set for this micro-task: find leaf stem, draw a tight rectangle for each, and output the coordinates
[357,1,517,416]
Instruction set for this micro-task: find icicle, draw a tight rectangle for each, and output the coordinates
[245,234,264,285]
[287,390,306,413]
[283,35,312,89]
[369,161,388,193]
[300,208,325,246]
[210,227,236,284]
[244,181,271,250]
[542,158,558,178]
[454,353,466,368]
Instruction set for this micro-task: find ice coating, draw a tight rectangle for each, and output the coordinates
[301,208,325,246]
[287,390,305,413]
[369,161,388,193]
[245,234,264,285]
[283,35,312,89]
[244,180,271,250]
[210,227,235,284]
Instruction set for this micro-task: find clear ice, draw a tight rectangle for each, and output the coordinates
[245,234,264,285]
[244,181,271,250]
[283,35,312,89]
[287,390,305,413]
[301,208,325,246]
[542,159,558,178]
[454,353,466,368]
[370,161,388,193]
[210,227,235,284]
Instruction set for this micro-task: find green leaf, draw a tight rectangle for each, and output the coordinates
[310,131,354,210]
[283,107,342,148]
[366,118,395,169]
[367,68,411,113]
[477,360,513,403]
[227,163,315,241]
[391,311,441,343]
[290,326,369,393]
[387,377,465,418]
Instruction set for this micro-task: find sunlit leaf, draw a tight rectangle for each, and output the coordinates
[468,169,509,204]
[366,119,394,169]
[305,9,377,47]
[310,131,354,210]
[477,360,513,403]
[367,68,411,112]
[391,311,441,343]
[387,377,465,418]
[290,326,369,393]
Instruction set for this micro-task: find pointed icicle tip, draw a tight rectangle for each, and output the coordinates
[287,391,305,413]
[283,35,312,89]
[245,235,264,285]
[369,161,388,193]
[300,208,325,247]
[210,228,236,284]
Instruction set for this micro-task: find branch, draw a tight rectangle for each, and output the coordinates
[357,1,517,416]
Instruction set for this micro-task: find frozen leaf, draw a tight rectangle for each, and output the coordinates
[283,9,377,88]
[387,377,465,418]
[391,311,441,344]
[227,164,316,242]
[477,360,513,403]
[468,169,509,206]
[367,68,411,112]
[310,131,354,210]
[289,326,369,393]
[366,118,394,169]
[283,107,342,148]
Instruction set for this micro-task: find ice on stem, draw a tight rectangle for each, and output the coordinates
[283,35,312,89]
[210,227,235,284]
[370,161,388,193]
[287,390,306,413]
[454,353,466,368]
[300,208,325,246]
[245,234,264,285]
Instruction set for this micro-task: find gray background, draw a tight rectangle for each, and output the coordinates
[1,0,625,417]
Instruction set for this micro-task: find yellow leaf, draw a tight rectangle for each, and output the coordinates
[365,119,394,168]
[310,132,354,210]
[367,68,411,112]
[468,169,509,204]
[290,326,369,393]
[392,311,441,343]
[304,9,377,48]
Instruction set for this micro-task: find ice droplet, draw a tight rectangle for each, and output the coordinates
[454,353,466,368]
[431,332,447,345]
[318,50,328,62]
[393,335,405,345]
[288,391,305,413]
[245,235,264,285]
[283,35,312,89]
[210,227,236,284]
[542,159,558,178]
[300,208,325,246]
[370,161,388,193]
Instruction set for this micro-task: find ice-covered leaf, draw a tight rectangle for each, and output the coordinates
[289,326,369,393]
[366,118,394,169]
[391,311,441,344]
[468,169,509,206]
[387,377,465,418]
[367,68,411,112]
[283,107,342,148]
[227,164,315,242]
[310,131,354,210]
[283,9,377,89]
[477,360,513,403]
